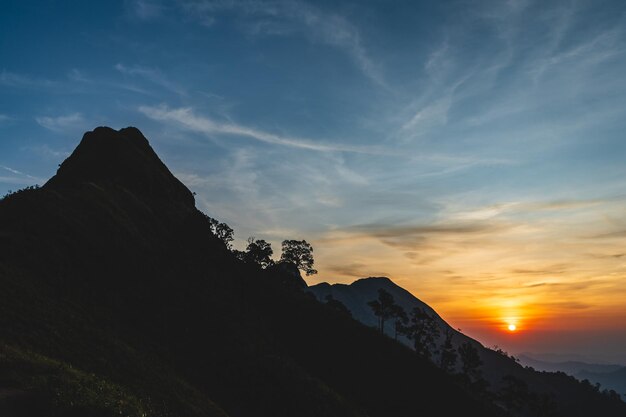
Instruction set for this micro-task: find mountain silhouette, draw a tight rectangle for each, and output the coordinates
[49,127,191,199]
[0,127,514,417]
[310,277,626,416]
[310,277,451,342]
[577,368,626,400]
[518,354,623,375]
[517,355,626,401]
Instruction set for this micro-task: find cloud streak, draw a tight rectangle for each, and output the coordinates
[127,0,165,20]
[178,0,387,86]
[139,104,391,154]
[343,221,509,239]
[0,165,44,186]
[115,63,186,96]
[36,113,86,133]
[0,70,58,89]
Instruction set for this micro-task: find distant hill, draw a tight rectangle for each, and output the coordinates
[518,354,623,375]
[0,127,509,417]
[309,278,626,416]
[518,355,626,399]
[577,368,626,400]
[310,278,442,343]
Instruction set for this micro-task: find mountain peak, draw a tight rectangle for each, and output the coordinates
[352,276,393,284]
[45,126,194,206]
[350,276,400,290]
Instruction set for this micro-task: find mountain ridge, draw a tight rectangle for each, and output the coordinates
[309,276,626,416]
[0,127,510,417]
[518,354,626,400]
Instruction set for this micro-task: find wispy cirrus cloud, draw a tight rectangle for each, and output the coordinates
[67,68,154,96]
[126,0,165,20]
[115,63,186,96]
[23,144,70,160]
[138,104,389,154]
[179,0,387,86]
[1,68,154,98]
[395,0,626,149]
[0,70,59,89]
[343,221,509,240]
[35,113,86,133]
[444,197,622,222]
[0,165,44,186]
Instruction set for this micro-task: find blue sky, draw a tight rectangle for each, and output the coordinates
[2,0,626,361]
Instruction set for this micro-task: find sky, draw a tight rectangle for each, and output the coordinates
[1,0,626,363]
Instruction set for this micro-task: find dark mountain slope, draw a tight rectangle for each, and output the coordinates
[0,127,508,417]
[577,368,626,400]
[309,278,626,417]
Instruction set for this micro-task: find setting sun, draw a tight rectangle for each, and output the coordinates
[508,324,517,332]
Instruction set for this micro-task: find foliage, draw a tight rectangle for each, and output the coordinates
[204,214,234,249]
[391,304,408,340]
[403,307,440,360]
[0,343,150,417]
[496,374,562,417]
[439,329,457,373]
[280,239,317,275]
[458,342,483,382]
[499,375,529,413]
[490,346,519,363]
[1,185,40,201]
[241,237,274,268]
[367,289,397,334]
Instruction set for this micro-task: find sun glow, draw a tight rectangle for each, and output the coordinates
[508,324,517,332]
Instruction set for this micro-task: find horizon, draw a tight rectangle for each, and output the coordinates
[2,0,626,364]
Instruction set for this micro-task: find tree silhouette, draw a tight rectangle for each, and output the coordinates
[280,239,317,275]
[500,374,529,413]
[243,237,274,268]
[1,184,40,201]
[458,341,483,383]
[439,328,457,373]
[391,304,408,341]
[403,307,440,359]
[367,288,396,334]
[205,215,234,249]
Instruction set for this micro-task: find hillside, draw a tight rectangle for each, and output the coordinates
[0,127,509,417]
[577,368,626,400]
[309,277,626,416]
[518,354,626,397]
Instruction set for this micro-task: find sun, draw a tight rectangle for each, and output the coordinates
[507,324,517,332]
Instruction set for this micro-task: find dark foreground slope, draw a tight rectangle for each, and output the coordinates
[310,278,626,417]
[0,127,507,417]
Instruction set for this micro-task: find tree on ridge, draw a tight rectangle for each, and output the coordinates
[280,239,317,276]
[243,237,274,268]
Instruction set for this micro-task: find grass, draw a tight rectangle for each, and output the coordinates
[0,343,149,417]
